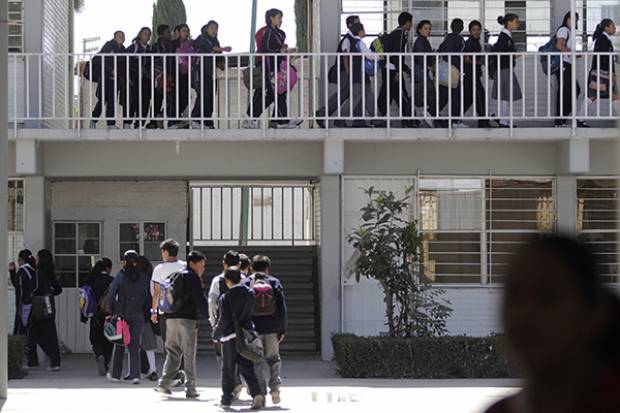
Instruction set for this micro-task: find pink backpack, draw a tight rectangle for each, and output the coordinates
[177,40,194,75]
[277,60,298,95]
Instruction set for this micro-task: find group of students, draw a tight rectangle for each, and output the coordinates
[320,12,617,128]
[82,239,287,410]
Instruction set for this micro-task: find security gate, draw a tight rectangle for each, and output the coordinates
[189,182,320,355]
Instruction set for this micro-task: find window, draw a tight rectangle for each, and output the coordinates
[486,178,556,283]
[419,178,484,283]
[54,222,101,287]
[8,1,23,53]
[7,179,24,262]
[119,222,166,262]
[577,178,618,283]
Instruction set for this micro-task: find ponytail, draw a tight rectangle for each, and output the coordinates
[498,13,518,27]
[593,19,614,41]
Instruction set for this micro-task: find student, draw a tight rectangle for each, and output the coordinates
[213,267,264,409]
[315,15,361,127]
[136,256,158,381]
[377,12,414,128]
[82,258,114,376]
[155,250,210,399]
[492,14,522,128]
[583,19,618,119]
[90,31,126,129]
[27,249,62,371]
[243,255,287,405]
[554,12,589,127]
[106,250,151,384]
[243,9,302,129]
[147,24,173,129]
[191,21,232,128]
[239,253,252,277]
[463,20,492,128]
[484,236,620,413]
[167,24,195,129]
[437,18,466,128]
[412,20,436,127]
[208,250,244,397]
[12,250,36,337]
[123,27,153,129]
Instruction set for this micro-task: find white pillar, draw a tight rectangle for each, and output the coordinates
[1,0,10,400]
[550,0,572,29]
[319,175,342,361]
[317,0,342,111]
[556,175,577,236]
[23,177,46,252]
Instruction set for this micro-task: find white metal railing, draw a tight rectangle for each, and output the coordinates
[7,51,618,135]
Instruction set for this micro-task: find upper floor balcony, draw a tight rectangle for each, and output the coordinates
[7,51,618,142]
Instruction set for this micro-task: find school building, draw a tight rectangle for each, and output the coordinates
[2,0,619,369]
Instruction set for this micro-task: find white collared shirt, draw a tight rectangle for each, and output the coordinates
[501,27,512,38]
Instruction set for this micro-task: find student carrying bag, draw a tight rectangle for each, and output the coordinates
[31,269,55,321]
[228,300,264,363]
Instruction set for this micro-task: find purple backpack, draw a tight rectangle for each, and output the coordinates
[79,285,97,318]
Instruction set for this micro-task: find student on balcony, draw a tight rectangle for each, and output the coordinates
[584,19,618,119]
[463,20,492,128]
[243,8,302,129]
[491,14,522,128]
[437,19,467,128]
[122,27,152,129]
[146,24,172,129]
[167,24,195,129]
[377,12,414,127]
[90,31,127,130]
[192,21,232,129]
[412,20,436,127]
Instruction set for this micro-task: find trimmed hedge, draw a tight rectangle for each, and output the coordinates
[332,334,517,379]
[8,335,28,380]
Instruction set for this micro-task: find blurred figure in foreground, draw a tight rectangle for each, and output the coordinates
[485,235,620,413]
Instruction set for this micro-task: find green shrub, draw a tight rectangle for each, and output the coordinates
[8,335,28,380]
[332,334,518,379]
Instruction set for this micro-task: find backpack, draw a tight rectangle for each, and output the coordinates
[250,275,277,317]
[158,271,186,314]
[177,41,194,75]
[369,32,389,62]
[83,55,102,82]
[79,285,97,319]
[104,315,131,346]
[539,31,565,76]
[31,269,55,322]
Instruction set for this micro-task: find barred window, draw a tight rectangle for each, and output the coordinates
[54,222,101,288]
[8,179,24,262]
[119,222,166,262]
[576,178,618,283]
[8,1,23,53]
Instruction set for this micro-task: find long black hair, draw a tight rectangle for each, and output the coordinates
[132,26,152,44]
[560,11,579,28]
[265,8,283,26]
[497,13,519,27]
[137,255,153,280]
[90,258,113,277]
[593,18,614,41]
[36,249,56,278]
[18,249,35,268]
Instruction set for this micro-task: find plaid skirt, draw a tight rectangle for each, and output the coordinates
[492,68,523,101]
[588,70,617,99]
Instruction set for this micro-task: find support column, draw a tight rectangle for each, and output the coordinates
[1,0,10,400]
[317,0,342,112]
[556,175,578,236]
[23,0,43,128]
[23,177,46,252]
[319,175,342,361]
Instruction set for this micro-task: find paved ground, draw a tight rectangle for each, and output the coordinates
[2,354,520,413]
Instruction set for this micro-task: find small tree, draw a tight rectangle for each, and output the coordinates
[347,187,452,338]
[151,0,187,43]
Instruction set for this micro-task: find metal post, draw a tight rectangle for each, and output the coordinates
[570,0,577,135]
[0,0,10,400]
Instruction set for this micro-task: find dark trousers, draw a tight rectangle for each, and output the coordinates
[317,80,350,118]
[168,74,190,126]
[153,88,165,119]
[247,71,288,121]
[438,84,462,122]
[110,316,144,380]
[377,69,412,118]
[555,62,581,118]
[463,74,487,119]
[92,78,117,126]
[191,75,215,126]
[123,76,152,126]
[221,339,263,404]
[90,313,113,367]
[27,318,61,368]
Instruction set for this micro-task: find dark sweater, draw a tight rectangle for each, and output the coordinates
[83,271,114,305]
[242,273,288,335]
[591,33,615,73]
[438,32,465,69]
[463,36,483,78]
[165,268,210,320]
[413,36,434,82]
[383,27,411,74]
[99,39,127,80]
[259,26,287,73]
[107,270,151,320]
[16,264,36,305]
[493,31,517,70]
[213,284,255,340]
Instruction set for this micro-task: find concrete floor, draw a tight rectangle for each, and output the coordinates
[2,354,520,413]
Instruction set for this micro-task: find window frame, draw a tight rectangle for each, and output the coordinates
[118,221,167,263]
[7,177,25,263]
[7,0,24,53]
[52,221,102,288]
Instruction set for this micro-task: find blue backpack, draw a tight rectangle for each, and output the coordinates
[79,285,97,318]
[158,272,186,314]
[539,32,565,75]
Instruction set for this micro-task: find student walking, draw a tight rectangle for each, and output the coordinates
[437,18,466,127]
[239,253,252,277]
[377,12,414,127]
[11,250,37,337]
[463,20,492,128]
[167,24,195,129]
[191,21,232,128]
[154,250,210,398]
[491,14,522,128]
[412,20,437,126]
[583,19,618,118]
[213,267,264,409]
[554,12,589,127]
[137,256,158,381]
[82,258,114,376]
[243,255,287,405]
[27,250,62,371]
[123,27,153,129]
[90,31,126,129]
[106,250,151,384]
[243,8,302,129]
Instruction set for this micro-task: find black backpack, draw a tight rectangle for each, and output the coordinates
[83,55,102,82]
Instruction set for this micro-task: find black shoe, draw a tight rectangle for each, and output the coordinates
[577,120,590,128]
[315,119,325,128]
[147,372,158,381]
[554,119,566,127]
[96,355,107,376]
[123,374,132,381]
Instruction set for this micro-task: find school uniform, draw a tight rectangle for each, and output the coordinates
[151,39,172,122]
[83,271,114,369]
[9,267,23,335]
[27,269,62,368]
[412,36,437,116]
[377,27,413,122]
[14,264,36,336]
[167,39,195,127]
[491,28,522,126]
[462,36,488,123]
[438,32,466,122]
[589,31,616,99]
[91,40,127,126]
[191,34,220,127]
[213,284,263,406]
[123,40,152,127]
